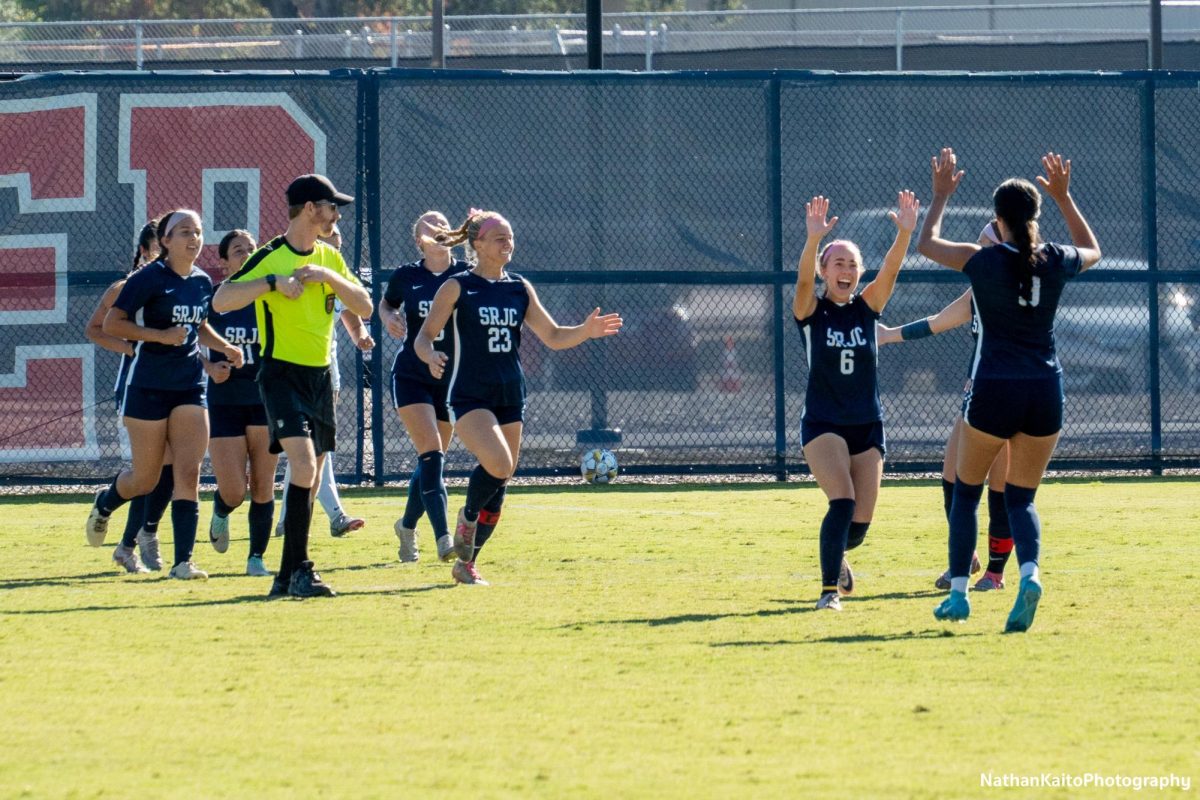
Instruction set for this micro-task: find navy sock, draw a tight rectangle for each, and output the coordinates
[1004,484,1041,569]
[941,478,955,522]
[819,498,856,590]
[464,465,506,522]
[170,499,199,567]
[948,480,984,579]
[400,461,424,530]
[417,451,449,541]
[247,500,274,559]
[473,484,506,561]
[846,520,870,551]
[121,495,147,548]
[279,482,312,582]
[213,489,238,519]
[142,466,174,533]
[96,477,130,517]
[986,488,1013,573]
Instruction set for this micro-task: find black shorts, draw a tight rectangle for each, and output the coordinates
[801,418,886,457]
[450,400,524,426]
[963,374,1063,439]
[122,385,206,422]
[258,359,336,455]
[451,378,525,426]
[208,403,269,439]
[391,371,451,423]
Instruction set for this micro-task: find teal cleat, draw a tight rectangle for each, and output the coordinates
[1004,576,1043,633]
[933,589,970,621]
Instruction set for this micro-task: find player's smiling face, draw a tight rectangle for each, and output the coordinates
[163,216,203,265]
[819,242,863,303]
[474,221,515,266]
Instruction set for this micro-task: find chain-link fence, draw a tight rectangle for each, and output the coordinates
[0,70,1196,485]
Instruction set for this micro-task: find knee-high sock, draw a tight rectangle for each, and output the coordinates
[95,475,131,517]
[213,488,237,519]
[948,480,984,579]
[278,482,312,582]
[142,466,174,533]
[120,495,147,548]
[315,456,341,519]
[464,465,506,522]
[1004,484,1041,570]
[400,461,424,529]
[819,498,856,590]
[941,478,955,523]
[986,488,1014,573]
[846,520,870,551]
[472,484,506,561]
[417,451,449,541]
[247,499,274,559]
[170,499,199,568]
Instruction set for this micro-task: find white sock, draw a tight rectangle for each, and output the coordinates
[1019,562,1039,581]
[950,576,969,594]
[316,456,341,520]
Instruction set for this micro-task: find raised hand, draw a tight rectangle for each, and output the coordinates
[888,190,921,233]
[805,195,838,240]
[931,147,964,197]
[1036,151,1072,203]
[584,308,623,339]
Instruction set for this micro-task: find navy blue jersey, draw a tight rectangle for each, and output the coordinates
[384,258,469,386]
[207,294,262,405]
[796,294,882,425]
[447,270,530,405]
[113,260,213,391]
[963,242,1082,380]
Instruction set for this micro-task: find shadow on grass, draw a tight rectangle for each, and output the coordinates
[0,570,121,590]
[711,629,988,647]
[560,602,815,629]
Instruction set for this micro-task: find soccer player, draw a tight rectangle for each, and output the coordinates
[213,174,372,599]
[795,191,920,611]
[380,210,470,564]
[84,219,175,572]
[918,149,1101,630]
[414,210,622,585]
[205,230,278,577]
[86,210,244,580]
[877,222,1013,592]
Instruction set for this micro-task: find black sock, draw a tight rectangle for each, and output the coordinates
[417,451,449,541]
[464,465,506,522]
[986,489,1013,574]
[170,499,199,567]
[819,498,856,591]
[279,483,312,582]
[473,484,506,561]
[121,495,147,548]
[948,481,984,580]
[96,477,130,517]
[213,489,237,519]
[142,466,174,533]
[1004,484,1041,569]
[846,521,870,551]
[400,461,424,529]
[941,478,955,523]
[247,500,274,559]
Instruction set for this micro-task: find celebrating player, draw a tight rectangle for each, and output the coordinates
[918,149,1101,630]
[794,191,920,611]
[414,210,622,585]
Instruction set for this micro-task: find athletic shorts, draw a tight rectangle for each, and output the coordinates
[450,400,524,426]
[801,418,886,457]
[258,359,336,455]
[451,379,525,426]
[962,374,1063,439]
[121,385,206,422]
[391,371,451,422]
[208,403,269,439]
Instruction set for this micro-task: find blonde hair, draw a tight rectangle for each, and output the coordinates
[818,239,862,269]
[431,210,508,264]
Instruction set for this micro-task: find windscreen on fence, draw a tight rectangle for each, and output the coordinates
[0,69,1195,483]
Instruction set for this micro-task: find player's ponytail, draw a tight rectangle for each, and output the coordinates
[131,217,159,273]
[993,179,1043,304]
[432,210,507,264]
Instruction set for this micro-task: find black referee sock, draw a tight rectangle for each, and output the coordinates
[278,483,313,582]
[819,498,856,591]
[247,499,274,559]
[213,489,237,519]
[473,485,507,561]
[170,499,199,568]
[417,451,449,540]
[941,478,955,523]
[142,466,173,534]
[464,465,507,522]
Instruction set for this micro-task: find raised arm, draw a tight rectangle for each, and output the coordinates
[1036,152,1102,272]
[877,289,974,346]
[85,281,135,357]
[522,280,622,351]
[917,147,981,271]
[413,278,461,380]
[861,190,920,314]
[793,195,837,320]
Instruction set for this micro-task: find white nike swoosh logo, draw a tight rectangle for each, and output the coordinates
[412,285,423,289]
[466,291,478,295]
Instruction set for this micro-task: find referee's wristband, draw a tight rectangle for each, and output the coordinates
[265,274,277,292]
[899,318,934,341]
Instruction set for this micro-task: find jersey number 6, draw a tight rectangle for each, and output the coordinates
[840,349,855,375]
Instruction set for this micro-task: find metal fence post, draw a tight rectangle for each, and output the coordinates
[135,21,143,70]
[770,76,787,481]
[389,19,397,67]
[644,17,653,71]
[294,29,303,59]
[432,0,445,68]
[1142,74,1162,472]
[364,72,386,485]
[895,11,904,71]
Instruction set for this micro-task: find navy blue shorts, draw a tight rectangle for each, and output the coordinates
[391,371,451,422]
[122,385,207,422]
[451,400,524,426]
[801,418,886,457]
[208,403,269,439]
[962,374,1063,439]
[258,359,336,455]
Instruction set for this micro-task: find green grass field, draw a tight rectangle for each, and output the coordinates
[1,479,1196,799]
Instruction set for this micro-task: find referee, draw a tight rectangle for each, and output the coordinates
[213,174,372,598]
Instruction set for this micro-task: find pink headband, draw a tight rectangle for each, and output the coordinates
[163,210,200,238]
[474,216,507,241]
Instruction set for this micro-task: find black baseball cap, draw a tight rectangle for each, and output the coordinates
[285,174,354,207]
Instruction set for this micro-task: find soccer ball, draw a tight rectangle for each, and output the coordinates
[580,448,619,484]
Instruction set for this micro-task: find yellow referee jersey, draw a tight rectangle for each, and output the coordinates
[229,236,362,368]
